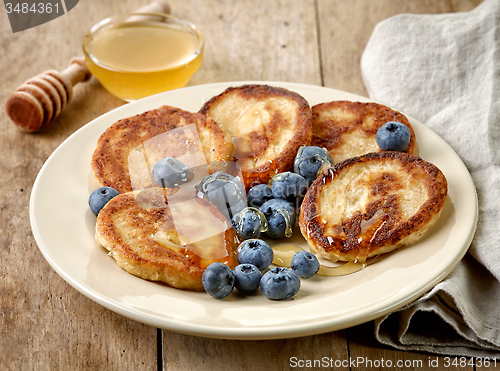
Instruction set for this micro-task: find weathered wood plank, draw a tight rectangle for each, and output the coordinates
[176,0,322,86]
[0,1,159,369]
[162,332,349,370]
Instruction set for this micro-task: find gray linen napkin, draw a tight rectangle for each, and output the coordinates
[360,0,500,358]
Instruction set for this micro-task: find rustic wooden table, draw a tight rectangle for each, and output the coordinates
[1,0,484,369]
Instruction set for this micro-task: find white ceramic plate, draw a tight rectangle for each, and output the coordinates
[30,82,477,340]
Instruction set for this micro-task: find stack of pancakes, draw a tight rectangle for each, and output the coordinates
[91,84,447,290]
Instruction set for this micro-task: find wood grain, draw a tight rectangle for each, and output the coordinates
[0,0,486,369]
[317,0,484,96]
[162,332,349,370]
[180,0,322,86]
[1,2,158,370]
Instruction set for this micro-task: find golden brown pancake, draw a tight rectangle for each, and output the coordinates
[199,84,312,189]
[92,105,234,193]
[311,101,417,164]
[95,187,239,291]
[299,151,447,263]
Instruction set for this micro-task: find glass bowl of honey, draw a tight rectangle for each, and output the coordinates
[83,13,204,101]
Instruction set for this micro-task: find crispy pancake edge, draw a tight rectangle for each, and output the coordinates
[95,188,239,291]
[311,101,417,162]
[91,105,233,193]
[299,151,448,262]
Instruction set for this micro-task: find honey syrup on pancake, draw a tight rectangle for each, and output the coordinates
[302,161,424,262]
[166,197,235,260]
[132,173,240,267]
[199,84,313,189]
[299,151,448,264]
[326,172,397,261]
[131,188,238,268]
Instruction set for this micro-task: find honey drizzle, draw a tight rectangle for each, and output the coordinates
[272,244,366,277]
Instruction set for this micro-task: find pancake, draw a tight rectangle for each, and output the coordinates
[95,187,239,291]
[199,84,312,189]
[311,101,417,164]
[299,151,447,263]
[91,105,234,193]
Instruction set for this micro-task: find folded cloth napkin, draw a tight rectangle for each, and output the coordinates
[361,0,500,358]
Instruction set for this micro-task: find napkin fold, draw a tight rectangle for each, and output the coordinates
[361,0,500,358]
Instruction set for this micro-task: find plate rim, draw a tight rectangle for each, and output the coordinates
[29,81,478,340]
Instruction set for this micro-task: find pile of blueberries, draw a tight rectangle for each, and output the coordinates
[197,144,337,300]
[202,239,320,300]
[88,122,411,300]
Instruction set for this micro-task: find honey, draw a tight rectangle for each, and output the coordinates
[83,13,204,101]
[272,244,366,276]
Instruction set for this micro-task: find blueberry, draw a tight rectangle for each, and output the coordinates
[89,186,119,216]
[231,207,268,241]
[260,267,301,300]
[290,251,320,278]
[270,172,309,205]
[197,172,246,221]
[237,239,274,270]
[294,146,334,185]
[260,198,295,239]
[152,157,194,188]
[202,262,235,299]
[376,121,411,152]
[247,184,273,208]
[233,264,262,292]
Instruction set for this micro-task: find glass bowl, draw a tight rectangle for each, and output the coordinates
[83,13,204,101]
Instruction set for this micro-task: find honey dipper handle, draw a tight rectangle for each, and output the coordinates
[136,0,171,14]
[61,57,92,86]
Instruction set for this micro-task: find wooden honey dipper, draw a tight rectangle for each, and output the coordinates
[6,0,171,132]
[6,58,92,132]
